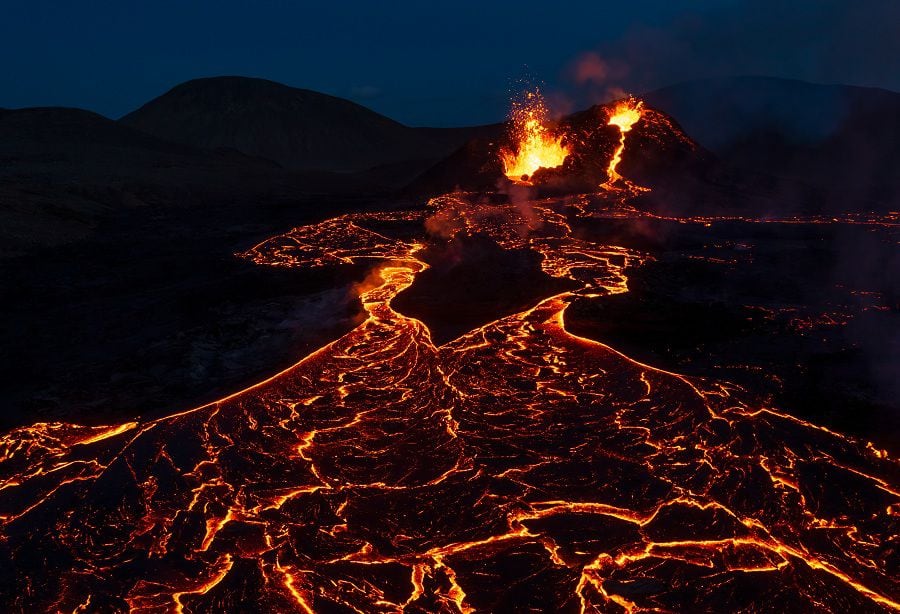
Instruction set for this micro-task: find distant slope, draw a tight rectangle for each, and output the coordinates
[0,107,369,256]
[120,76,484,172]
[643,76,900,204]
[0,106,191,154]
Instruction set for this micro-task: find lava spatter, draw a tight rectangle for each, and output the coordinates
[500,88,570,184]
[0,187,898,612]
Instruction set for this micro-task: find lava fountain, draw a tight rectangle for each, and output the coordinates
[603,97,645,188]
[500,89,570,184]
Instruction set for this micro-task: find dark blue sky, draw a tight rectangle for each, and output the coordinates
[2,1,898,126]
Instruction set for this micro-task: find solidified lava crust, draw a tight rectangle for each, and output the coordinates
[1,191,898,613]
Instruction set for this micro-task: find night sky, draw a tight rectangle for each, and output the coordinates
[2,0,898,126]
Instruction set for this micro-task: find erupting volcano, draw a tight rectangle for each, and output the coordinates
[0,90,898,613]
[500,89,570,184]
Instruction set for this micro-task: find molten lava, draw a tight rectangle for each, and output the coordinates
[500,89,570,184]
[0,190,898,612]
[603,97,645,189]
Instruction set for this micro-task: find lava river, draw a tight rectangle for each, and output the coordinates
[1,192,898,613]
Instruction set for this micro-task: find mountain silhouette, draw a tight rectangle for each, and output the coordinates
[120,76,486,172]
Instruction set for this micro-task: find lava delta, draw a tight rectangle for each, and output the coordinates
[0,94,898,613]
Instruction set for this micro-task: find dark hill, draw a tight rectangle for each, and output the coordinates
[0,106,369,256]
[120,76,486,172]
[0,106,191,153]
[643,76,900,205]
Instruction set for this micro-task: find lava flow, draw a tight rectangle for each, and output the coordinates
[500,88,570,184]
[0,106,899,613]
[602,98,645,190]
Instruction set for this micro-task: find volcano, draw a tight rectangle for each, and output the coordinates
[1,88,898,612]
[409,94,706,198]
[409,91,897,220]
